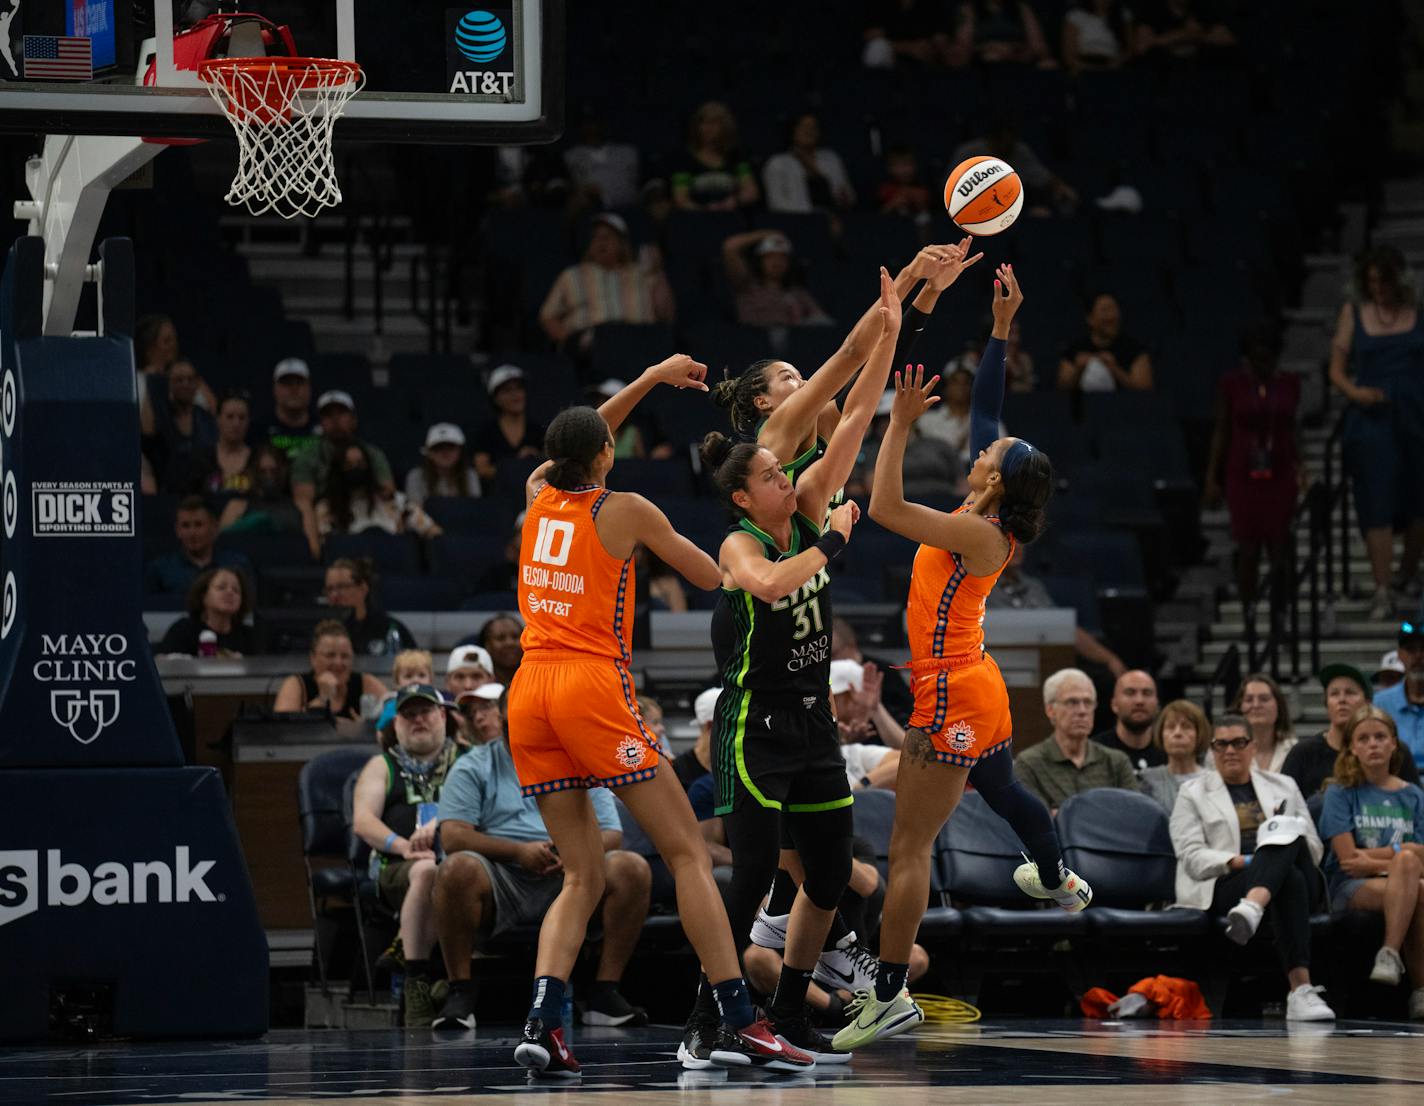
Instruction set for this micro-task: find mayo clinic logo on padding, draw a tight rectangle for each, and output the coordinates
[0,848,220,929]
[31,480,134,536]
[447,6,516,96]
[35,633,137,745]
[51,689,121,745]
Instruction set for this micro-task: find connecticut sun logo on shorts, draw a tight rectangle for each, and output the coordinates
[616,735,647,769]
[944,721,976,754]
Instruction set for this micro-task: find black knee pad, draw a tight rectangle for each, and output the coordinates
[802,849,852,912]
[788,807,854,911]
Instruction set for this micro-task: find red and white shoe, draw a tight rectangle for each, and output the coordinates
[513,1017,580,1077]
[709,1017,815,1072]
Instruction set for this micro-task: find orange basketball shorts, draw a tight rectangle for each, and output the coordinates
[907,651,1013,767]
[507,652,661,796]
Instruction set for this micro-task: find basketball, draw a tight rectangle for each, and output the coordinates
[944,156,1024,236]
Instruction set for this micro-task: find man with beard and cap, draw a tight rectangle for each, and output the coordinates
[291,390,395,558]
[1283,663,1420,800]
[1376,649,1406,693]
[1376,622,1424,762]
[1091,670,1163,771]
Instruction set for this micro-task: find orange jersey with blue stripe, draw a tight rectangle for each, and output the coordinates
[906,507,1014,662]
[518,483,635,663]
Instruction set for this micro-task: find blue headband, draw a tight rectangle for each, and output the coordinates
[1000,440,1036,478]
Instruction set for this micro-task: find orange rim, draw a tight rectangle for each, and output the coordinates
[197,56,362,90]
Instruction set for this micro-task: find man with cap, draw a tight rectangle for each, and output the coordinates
[1376,623,1424,762]
[673,687,722,793]
[472,365,545,485]
[291,390,395,557]
[1284,664,1421,800]
[829,658,901,792]
[445,645,496,743]
[722,228,831,327]
[352,684,465,1027]
[1376,650,1407,693]
[432,707,651,1031]
[457,683,505,747]
[538,212,675,359]
[1091,670,1164,772]
[264,358,320,462]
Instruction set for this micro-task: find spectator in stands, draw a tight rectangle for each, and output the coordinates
[833,650,908,750]
[316,442,442,542]
[1170,713,1333,1021]
[181,391,254,498]
[1061,1,1134,73]
[445,644,495,700]
[563,111,640,210]
[405,423,481,507]
[1378,649,1407,692]
[456,683,506,749]
[136,314,215,444]
[861,0,955,68]
[1016,668,1139,810]
[144,496,252,597]
[1378,623,1424,763]
[1285,665,1421,801]
[723,230,832,328]
[156,566,256,657]
[1329,245,1424,619]
[375,649,438,747]
[292,390,396,559]
[590,379,666,459]
[472,366,546,485]
[470,612,524,686]
[324,558,418,657]
[952,0,1056,67]
[831,616,914,726]
[1230,672,1297,773]
[1203,325,1302,618]
[538,214,675,362]
[432,726,651,1030]
[218,445,304,537]
[273,619,388,722]
[1319,705,1424,1017]
[951,119,1077,215]
[987,545,1128,676]
[151,359,218,491]
[264,358,320,462]
[641,548,690,612]
[1133,0,1237,61]
[353,684,464,1027]
[876,146,934,230]
[670,101,759,211]
[673,687,720,792]
[916,366,978,468]
[848,394,963,502]
[946,322,1035,393]
[637,694,674,759]
[762,113,856,216]
[831,659,902,790]
[1139,699,1211,812]
[1091,669,1162,771]
[1057,292,1153,392]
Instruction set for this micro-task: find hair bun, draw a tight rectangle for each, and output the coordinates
[709,376,739,409]
[700,431,735,470]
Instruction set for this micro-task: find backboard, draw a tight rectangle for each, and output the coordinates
[0,0,564,144]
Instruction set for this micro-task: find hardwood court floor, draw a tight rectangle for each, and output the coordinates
[5,1019,1423,1105]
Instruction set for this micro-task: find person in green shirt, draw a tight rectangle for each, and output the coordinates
[1014,667,1140,812]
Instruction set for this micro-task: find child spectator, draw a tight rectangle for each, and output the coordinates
[877,146,934,227]
[156,566,256,657]
[405,423,481,507]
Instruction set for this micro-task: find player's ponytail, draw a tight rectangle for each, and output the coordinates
[700,432,761,516]
[543,406,612,490]
[710,359,777,434]
[997,442,1053,544]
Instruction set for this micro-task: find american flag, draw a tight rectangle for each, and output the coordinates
[23,36,93,81]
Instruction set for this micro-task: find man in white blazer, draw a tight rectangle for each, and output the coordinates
[1170,714,1335,1021]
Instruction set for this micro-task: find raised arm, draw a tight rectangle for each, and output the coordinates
[969,264,1023,457]
[597,353,709,436]
[599,492,720,590]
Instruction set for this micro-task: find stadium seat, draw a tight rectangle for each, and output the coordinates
[851,787,896,881]
[422,497,495,535]
[606,459,697,498]
[380,574,464,611]
[297,749,373,994]
[322,532,423,576]
[341,770,396,1002]
[1051,530,1146,590]
[1057,789,1210,938]
[216,531,313,570]
[590,323,677,381]
[427,534,508,580]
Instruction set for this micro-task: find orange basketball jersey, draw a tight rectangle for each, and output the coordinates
[906,508,1015,662]
[518,483,635,663]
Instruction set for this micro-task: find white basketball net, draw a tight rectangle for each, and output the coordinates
[198,58,365,220]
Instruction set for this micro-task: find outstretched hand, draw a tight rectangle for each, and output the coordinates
[991,263,1024,335]
[925,236,985,292]
[877,266,902,334]
[647,353,709,391]
[890,364,941,426]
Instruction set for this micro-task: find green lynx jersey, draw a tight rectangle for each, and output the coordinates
[712,513,833,697]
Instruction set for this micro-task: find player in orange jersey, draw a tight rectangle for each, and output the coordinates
[835,266,1092,1050]
[506,356,812,1076]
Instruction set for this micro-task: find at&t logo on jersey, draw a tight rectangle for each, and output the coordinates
[526,592,573,617]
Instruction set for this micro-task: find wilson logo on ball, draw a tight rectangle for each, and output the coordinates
[944,156,1024,237]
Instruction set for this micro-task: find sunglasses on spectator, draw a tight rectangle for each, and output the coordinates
[1210,737,1253,752]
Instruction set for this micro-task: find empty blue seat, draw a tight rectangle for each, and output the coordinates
[1052,530,1145,590]
[380,574,464,611]
[1096,425,1193,485]
[606,459,696,498]
[590,324,678,381]
[428,534,508,579]
[322,532,422,576]
[422,497,501,536]
[216,531,312,569]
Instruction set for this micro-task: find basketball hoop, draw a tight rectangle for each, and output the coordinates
[197,57,364,220]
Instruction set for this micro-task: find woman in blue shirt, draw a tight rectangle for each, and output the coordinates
[1320,704,1424,1018]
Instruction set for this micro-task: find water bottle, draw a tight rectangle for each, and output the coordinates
[197,629,218,658]
[385,622,402,657]
[561,982,573,1042]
